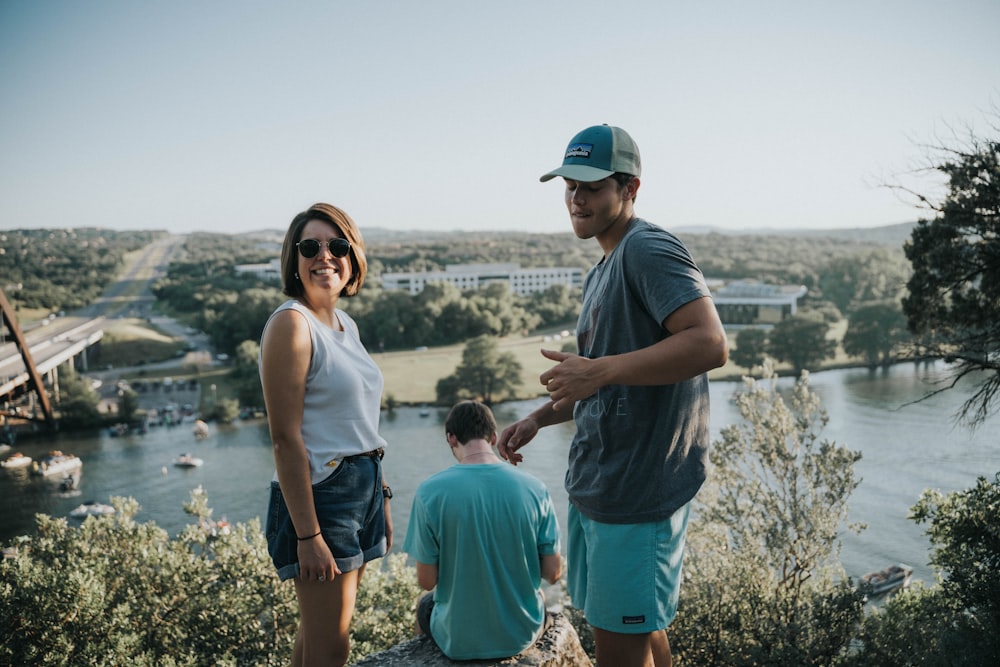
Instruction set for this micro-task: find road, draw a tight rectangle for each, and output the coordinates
[2,235,218,415]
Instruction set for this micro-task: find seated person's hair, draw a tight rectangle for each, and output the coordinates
[445,401,497,445]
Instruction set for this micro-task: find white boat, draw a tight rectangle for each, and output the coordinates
[859,563,913,596]
[174,453,204,468]
[69,501,115,518]
[1,452,33,469]
[31,451,82,477]
[192,420,209,438]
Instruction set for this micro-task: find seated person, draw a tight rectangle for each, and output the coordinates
[402,400,562,660]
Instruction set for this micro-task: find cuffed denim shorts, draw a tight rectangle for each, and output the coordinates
[567,502,690,634]
[265,454,387,581]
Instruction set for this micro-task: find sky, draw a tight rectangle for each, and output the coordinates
[1,1,998,236]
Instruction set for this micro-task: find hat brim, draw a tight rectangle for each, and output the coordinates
[539,164,616,183]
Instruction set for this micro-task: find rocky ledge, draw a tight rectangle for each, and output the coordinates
[349,612,591,666]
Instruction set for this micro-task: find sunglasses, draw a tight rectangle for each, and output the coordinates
[296,238,351,259]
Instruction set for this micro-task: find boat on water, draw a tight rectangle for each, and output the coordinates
[1,452,33,469]
[859,563,913,596]
[31,451,83,477]
[69,501,115,518]
[192,420,209,438]
[174,453,204,468]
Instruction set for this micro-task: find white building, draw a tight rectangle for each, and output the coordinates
[381,263,583,296]
[711,280,808,326]
[234,258,281,282]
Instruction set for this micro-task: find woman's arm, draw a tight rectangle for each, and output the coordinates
[260,309,340,579]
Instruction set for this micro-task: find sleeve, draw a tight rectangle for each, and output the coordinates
[402,492,439,565]
[536,489,561,557]
[623,229,711,326]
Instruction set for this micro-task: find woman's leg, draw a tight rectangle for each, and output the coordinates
[292,567,362,667]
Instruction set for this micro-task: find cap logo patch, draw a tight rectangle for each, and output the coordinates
[565,142,593,159]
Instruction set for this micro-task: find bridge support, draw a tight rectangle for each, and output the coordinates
[0,289,54,426]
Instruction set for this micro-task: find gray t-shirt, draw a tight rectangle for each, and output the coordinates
[567,218,712,523]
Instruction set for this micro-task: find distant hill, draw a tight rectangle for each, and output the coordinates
[245,221,918,248]
[673,221,917,246]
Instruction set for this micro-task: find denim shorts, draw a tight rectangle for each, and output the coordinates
[265,454,387,581]
[566,502,690,634]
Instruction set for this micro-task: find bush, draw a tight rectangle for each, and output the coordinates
[673,363,866,665]
[0,489,420,666]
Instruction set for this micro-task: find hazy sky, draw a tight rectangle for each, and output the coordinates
[2,1,998,236]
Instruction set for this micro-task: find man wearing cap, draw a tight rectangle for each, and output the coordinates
[498,124,728,667]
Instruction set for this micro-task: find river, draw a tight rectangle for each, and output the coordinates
[2,361,997,589]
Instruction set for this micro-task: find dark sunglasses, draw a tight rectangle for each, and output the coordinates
[296,238,351,259]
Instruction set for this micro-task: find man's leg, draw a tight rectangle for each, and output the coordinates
[592,628,671,667]
[650,629,672,667]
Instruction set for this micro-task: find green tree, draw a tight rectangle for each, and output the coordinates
[731,327,768,370]
[205,286,283,355]
[213,397,240,424]
[528,283,581,328]
[767,314,837,374]
[842,301,910,368]
[900,124,1000,427]
[117,386,140,424]
[850,474,1000,665]
[674,363,865,665]
[817,249,910,315]
[232,339,264,409]
[54,363,102,429]
[435,335,523,405]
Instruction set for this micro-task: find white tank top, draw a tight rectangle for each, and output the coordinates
[264,300,387,485]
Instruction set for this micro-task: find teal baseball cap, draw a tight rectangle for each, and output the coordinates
[540,124,642,182]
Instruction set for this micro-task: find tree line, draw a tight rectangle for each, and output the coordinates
[0,228,165,312]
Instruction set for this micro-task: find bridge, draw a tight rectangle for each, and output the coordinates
[0,290,105,426]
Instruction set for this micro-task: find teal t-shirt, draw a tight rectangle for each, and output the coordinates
[403,463,561,660]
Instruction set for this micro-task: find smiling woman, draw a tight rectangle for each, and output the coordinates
[258,202,390,667]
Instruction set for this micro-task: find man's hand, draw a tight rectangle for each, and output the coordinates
[497,417,539,466]
[539,348,603,412]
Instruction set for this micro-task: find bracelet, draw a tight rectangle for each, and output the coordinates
[297,530,322,541]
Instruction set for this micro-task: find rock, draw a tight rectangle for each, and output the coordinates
[349,611,592,666]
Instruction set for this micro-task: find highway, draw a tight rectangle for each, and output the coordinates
[0,236,185,411]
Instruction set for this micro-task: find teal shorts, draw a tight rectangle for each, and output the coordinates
[566,502,690,634]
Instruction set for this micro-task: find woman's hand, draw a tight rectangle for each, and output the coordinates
[384,495,394,551]
[298,534,341,582]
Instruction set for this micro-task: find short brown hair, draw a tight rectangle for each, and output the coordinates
[445,401,498,445]
[280,203,368,298]
[611,173,639,202]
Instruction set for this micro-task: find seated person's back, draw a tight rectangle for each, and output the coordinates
[403,401,562,660]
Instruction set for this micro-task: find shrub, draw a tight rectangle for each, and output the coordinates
[0,489,420,666]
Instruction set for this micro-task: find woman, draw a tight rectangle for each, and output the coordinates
[260,203,392,666]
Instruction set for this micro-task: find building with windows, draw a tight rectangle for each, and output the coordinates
[234,259,282,282]
[711,280,808,326]
[381,263,584,296]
